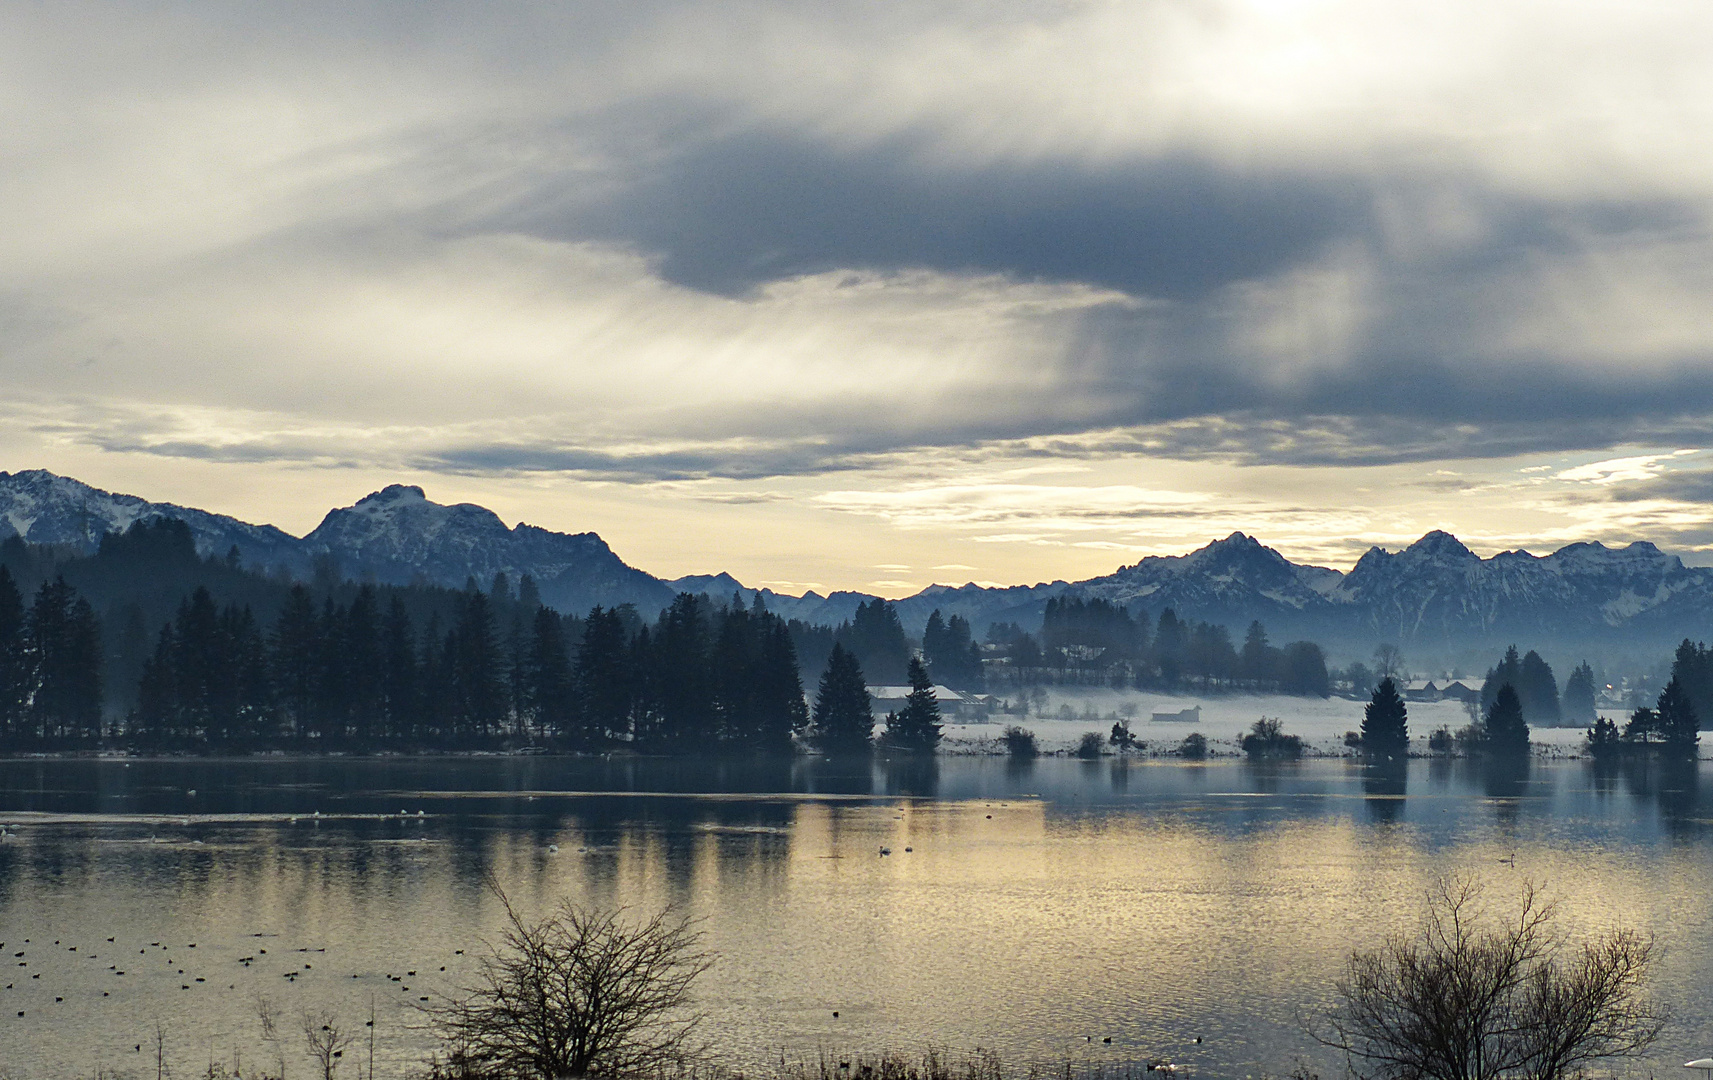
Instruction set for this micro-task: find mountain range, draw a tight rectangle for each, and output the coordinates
[3,468,1710,664]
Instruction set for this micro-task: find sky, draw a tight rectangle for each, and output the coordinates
[4,1,1713,597]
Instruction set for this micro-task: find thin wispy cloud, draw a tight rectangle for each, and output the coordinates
[3,1,1712,587]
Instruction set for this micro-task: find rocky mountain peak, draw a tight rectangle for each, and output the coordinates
[1401,530,1478,561]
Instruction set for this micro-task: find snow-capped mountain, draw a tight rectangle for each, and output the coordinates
[6,468,1713,660]
[303,485,675,615]
[1332,531,1713,651]
[0,469,304,567]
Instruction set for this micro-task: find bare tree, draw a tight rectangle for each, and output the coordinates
[1372,644,1406,684]
[302,1010,353,1080]
[1313,875,1665,1080]
[428,882,713,1080]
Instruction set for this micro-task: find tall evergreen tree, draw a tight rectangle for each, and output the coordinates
[1484,683,1530,755]
[1361,676,1410,757]
[273,585,320,741]
[1241,621,1275,684]
[812,643,872,754]
[883,655,942,753]
[1669,640,1713,722]
[641,594,713,750]
[1655,676,1699,756]
[1154,609,1185,686]
[449,589,505,743]
[1562,661,1598,725]
[27,577,102,742]
[343,586,384,744]
[524,606,574,743]
[752,621,809,751]
[380,596,418,741]
[0,566,27,744]
[574,606,631,747]
[1480,646,1523,716]
[1623,706,1661,745]
[836,599,910,684]
[1518,650,1561,726]
[922,609,984,689]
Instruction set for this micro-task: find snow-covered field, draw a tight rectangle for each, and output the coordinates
[937,688,1658,757]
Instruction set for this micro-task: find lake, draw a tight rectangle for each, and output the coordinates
[0,753,1708,1079]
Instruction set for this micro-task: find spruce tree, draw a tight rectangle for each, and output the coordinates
[1241,621,1274,685]
[1670,640,1713,721]
[883,655,942,753]
[1655,676,1699,756]
[1481,646,1522,716]
[1586,715,1621,758]
[835,599,910,684]
[1518,650,1561,726]
[1562,661,1598,725]
[1484,683,1530,755]
[28,577,102,743]
[1361,676,1409,758]
[273,585,320,741]
[812,643,873,754]
[381,596,418,742]
[0,566,27,745]
[1623,706,1660,745]
[752,620,808,752]
[526,606,574,744]
[575,606,631,747]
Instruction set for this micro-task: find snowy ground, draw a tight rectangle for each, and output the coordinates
[935,687,1663,757]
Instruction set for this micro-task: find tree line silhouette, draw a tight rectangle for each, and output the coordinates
[986,598,1330,695]
[0,516,1434,755]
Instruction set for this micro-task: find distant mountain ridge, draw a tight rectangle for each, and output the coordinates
[3,468,1712,662]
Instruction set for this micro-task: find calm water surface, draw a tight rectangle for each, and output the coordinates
[0,754,1709,1079]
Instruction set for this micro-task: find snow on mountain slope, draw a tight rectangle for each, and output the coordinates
[304,485,676,614]
[0,469,303,566]
[1333,531,1713,649]
[6,468,1713,657]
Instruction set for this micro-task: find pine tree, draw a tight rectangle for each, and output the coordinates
[883,655,941,753]
[836,599,910,684]
[0,566,27,745]
[1670,640,1713,722]
[812,643,873,754]
[525,606,574,744]
[1481,646,1523,716]
[134,624,177,745]
[28,577,102,743]
[1655,676,1699,756]
[1623,706,1660,745]
[1484,683,1530,755]
[1154,609,1185,686]
[1361,676,1409,758]
[645,594,713,750]
[753,621,808,752]
[344,586,384,744]
[1562,661,1598,725]
[1586,715,1621,758]
[575,606,631,748]
[1518,650,1561,726]
[1241,621,1274,685]
[273,585,320,741]
[380,597,418,742]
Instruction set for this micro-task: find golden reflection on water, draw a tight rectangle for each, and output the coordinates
[1,758,1711,1079]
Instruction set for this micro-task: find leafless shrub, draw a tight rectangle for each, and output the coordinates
[1312,875,1666,1080]
[426,881,713,1080]
[302,1009,354,1080]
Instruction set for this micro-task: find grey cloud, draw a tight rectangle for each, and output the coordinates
[9,3,1713,485]
[1609,469,1713,504]
[497,125,1368,301]
[446,119,1713,469]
